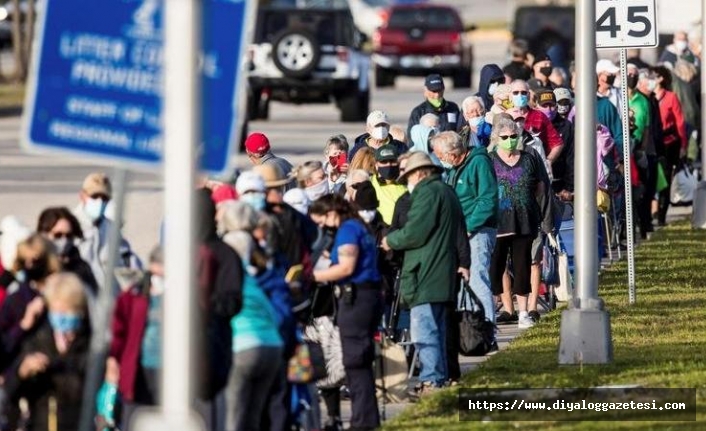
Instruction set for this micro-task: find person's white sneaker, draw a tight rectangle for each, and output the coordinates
[518,315,535,329]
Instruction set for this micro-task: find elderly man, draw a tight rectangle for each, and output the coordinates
[433,132,498,336]
[407,74,461,138]
[458,95,492,148]
[382,152,465,395]
[244,132,294,183]
[510,79,564,164]
[596,59,622,112]
[349,110,408,162]
[659,30,699,67]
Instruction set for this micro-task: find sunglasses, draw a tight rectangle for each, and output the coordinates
[89,193,110,201]
[50,231,73,239]
[512,90,529,95]
[499,134,519,140]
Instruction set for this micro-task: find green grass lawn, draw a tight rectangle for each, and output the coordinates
[384,221,706,430]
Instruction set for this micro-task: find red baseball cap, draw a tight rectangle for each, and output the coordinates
[244,132,271,154]
[211,184,238,205]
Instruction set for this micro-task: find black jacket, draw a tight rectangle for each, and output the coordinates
[406,99,461,140]
[5,319,90,431]
[348,133,408,163]
[551,114,575,192]
[475,64,505,111]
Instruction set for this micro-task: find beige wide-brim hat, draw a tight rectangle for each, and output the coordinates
[252,164,294,188]
[398,151,443,182]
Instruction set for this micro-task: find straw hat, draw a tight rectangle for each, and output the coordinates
[251,164,293,188]
[397,151,443,182]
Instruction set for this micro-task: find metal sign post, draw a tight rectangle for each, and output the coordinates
[693,4,706,229]
[558,0,613,365]
[618,49,637,304]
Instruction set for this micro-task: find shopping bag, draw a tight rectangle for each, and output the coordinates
[555,250,573,302]
[656,162,669,193]
[457,280,495,356]
[670,163,698,205]
[541,235,559,285]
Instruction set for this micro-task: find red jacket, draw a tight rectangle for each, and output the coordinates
[656,89,688,149]
[524,108,564,155]
[109,282,149,402]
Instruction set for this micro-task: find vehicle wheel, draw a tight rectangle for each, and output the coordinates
[272,29,320,79]
[375,66,395,88]
[453,68,472,88]
[339,90,369,122]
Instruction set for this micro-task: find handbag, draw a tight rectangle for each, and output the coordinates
[554,234,574,302]
[287,330,326,383]
[457,280,496,356]
[670,161,698,205]
[541,234,559,286]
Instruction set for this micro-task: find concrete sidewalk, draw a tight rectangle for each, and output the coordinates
[327,205,693,428]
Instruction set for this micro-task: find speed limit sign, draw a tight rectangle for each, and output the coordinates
[596,0,658,49]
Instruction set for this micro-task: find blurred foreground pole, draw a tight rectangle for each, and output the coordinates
[134,0,204,429]
[693,5,706,229]
[558,0,613,365]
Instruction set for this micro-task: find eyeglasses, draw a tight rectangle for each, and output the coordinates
[50,231,73,240]
[499,134,519,140]
[512,90,529,95]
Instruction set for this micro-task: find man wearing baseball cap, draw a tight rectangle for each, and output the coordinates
[540,88,575,195]
[243,132,294,190]
[596,58,622,112]
[348,109,408,162]
[371,144,406,225]
[406,74,461,140]
[381,152,465,396]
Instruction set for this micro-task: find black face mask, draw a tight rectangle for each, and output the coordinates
[322,226,338,237]
[377,165,400,182]
[605,75,616,86]
[539,66,553,78]
[25,261,49,282]
[627,75,639,89]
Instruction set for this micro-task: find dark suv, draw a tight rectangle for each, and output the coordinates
[246,4,370,122]
[371,3,473,88]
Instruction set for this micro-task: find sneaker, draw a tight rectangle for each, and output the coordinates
[518,315,535,329]
[528,310,541,323]
[324,417,343,431]
[487,340,499,353]
[496,311,518,324]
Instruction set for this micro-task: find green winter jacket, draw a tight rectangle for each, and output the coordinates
[445,147,498,234]
[386,174,463,308]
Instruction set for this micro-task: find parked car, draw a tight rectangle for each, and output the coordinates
[371,3,473,88]
[245,2,370,122]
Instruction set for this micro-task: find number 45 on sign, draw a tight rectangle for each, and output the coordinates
[596,0,658,49]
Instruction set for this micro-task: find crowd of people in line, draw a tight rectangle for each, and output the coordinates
[0,30,702,431]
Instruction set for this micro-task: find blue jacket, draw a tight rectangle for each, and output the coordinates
[475,64,505,111]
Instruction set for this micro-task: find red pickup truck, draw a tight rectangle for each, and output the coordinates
[371,3,473,88]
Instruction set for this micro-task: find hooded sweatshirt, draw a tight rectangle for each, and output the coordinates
[475,64,505,113]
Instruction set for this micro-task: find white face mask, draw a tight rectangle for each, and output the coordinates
[358,210,376,224]
[675,40,688,52]
[151,274,165,295]
[648,79,657,92]
[83,197,107,222]
[407,183,416,194]
[370,126,389,141]
[488,82,499,96]
[305,179,329,201]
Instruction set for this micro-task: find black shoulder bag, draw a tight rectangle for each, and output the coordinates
[457,280,496,356]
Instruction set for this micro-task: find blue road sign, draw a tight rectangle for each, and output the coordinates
[22,0,250,174]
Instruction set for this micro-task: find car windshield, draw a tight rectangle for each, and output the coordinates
[387,7,460,30]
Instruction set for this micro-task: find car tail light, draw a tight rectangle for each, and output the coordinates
[336,47,349,62]
[451,32,461,51]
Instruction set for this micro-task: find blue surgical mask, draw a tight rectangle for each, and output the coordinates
[468,116,484,128]
[440,160,454,170]
[48,311,82,333]
[488,82,499,96]
[83,197,107,222]
[512,94,529,108]
[240,192,266,211]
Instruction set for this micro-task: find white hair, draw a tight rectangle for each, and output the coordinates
[419,113,440,128]
[431,131,465,155]
[461,96,486,114]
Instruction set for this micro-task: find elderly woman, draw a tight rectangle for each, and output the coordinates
[4,272,90,431]
[323,135,350,194]
[459,95,493,148]
[488,116,548,330]
[293,161,331,202]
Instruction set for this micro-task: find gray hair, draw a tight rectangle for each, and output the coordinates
[461,96,486,114]
[431,131,465,155]
[220,200,259,234]
[490,116,519,145]
[345,169,370,188]
[419,113,440,128]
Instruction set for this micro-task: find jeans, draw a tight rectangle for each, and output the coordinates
[410,303,447,386]
[465,227,497,324]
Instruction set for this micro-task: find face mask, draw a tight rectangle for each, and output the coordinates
[488,82,499,96]
[675,40,688,52]
[358,210,376,224]
[25,261,48,282]
[48,311,82,334]
[52,238,72,256]
[512,94,529,108]
[627,75,638,89]
[304,179,329,201]
[427,97,443,108]
[241,192,266,211]
[370,126,389,141]
[539,66,553,77]
[407,183,416,194]
[440,160,454,170]
[538,106,557,121]
[83,197,107,222]
[377,165,400,182]
[468,116,484,128]
[605,75,616,86]
[648,79,657,92]
[151,274,165,295]
[498,137,519,151]
[322,225,337,237]
[557,104,571,116]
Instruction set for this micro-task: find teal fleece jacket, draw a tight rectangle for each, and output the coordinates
[445,146,498,234]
